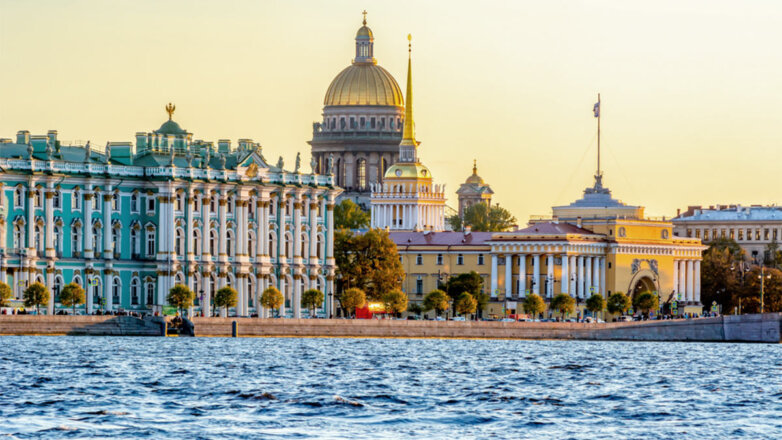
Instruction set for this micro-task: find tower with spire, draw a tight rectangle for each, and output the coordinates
[456,159,494,218]
[370,35,446,232]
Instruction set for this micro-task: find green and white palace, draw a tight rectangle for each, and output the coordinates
[0,105,341,317]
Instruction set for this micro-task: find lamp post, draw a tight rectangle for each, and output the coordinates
[759,265,771,313]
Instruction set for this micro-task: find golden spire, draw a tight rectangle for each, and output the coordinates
[401,34,417,147]
[362,10,367,26]
[165,102,176,121]
[473,159,477,175]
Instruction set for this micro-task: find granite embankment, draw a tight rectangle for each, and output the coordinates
[192,313,782,343]
[0,315,165,336]
[1,313,780,342]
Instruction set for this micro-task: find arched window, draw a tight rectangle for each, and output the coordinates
[193,229,201,256]
[301,233,308,258]
[193,194,201,212]
[268,231,276,256]
[112,227,120,256]
[175,228,184,255]
[92,227,101,254]
[356,158,366,189]
[210,196,217,214]
[112,277,121,307]
[226,230,235,256]
[175,192,184,212]
[130,278,140,305]
[285,232,293,259]
[130,228,139,256]
[91,278,101,308]
[316,234,323,259]
[34,189,43,208]
[71,226,81,256]
[146,227,156,257]
[14,187,23,207]
[227,196,234,215]
[53,276,63,302]
[35,225,43,252]
[112,192,119,211]
[209,229,218,255]
[269,199,276,216]
[73,275,82,287]
[248,231,256,258]
[247,279,254,309]
[73,189,81,210]
[130,192,139,212]
[146,283,155,306]
[175,272,184,286]
[53,190,61,209]
[248,200,255,218]
[53,226,61,256]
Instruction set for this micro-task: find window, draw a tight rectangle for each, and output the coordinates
[416,254,423,265]
[694,229,699,239]
[53,277,62,301]
[130,193,139,212]
[130,228,140,256]
[618,227,627,238]
[416,277,423,294]
[13,225,24,248]
[227,196,234,215]
[436,254,444,265]
[53,191,61,209]
[210,230,218,255]
[764,229,770,241]
[370,117,376,129]
[147,195,155,213]
[194,195,201,213]
[746,229,752,241]
[756,229,761,241]
[112,278,120,306]
[210,196,217,214]
[193,229,201,256]
[457,254,464,265]
[704,229,710,241]
[34,189,42,208]
[92,227,101,254]
[14,187,23,207]
[226,230,235,256]
[357,159,367,190]
[175,228,184,255]
[112,193,119,211]
[112,228,120,255]
[478,254,485,265]
[146,283,155,306]
[71,226,81,256]
[268,232,275,256]
[175,193,184,212]
[53,226,61,255]
[738,229,744,241]
[92,194,99,210]
[729,229,734,240]
[130,278,140,305]
[248,231,256,258]
[73,190,81,210]
[35,225,43,252]
[146,228,156,257]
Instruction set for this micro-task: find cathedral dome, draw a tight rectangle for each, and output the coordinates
[156,119,186,135]
[356,25,373,39]
[465,160,484,184]
[324,64,404,107]
[384,162,432,180]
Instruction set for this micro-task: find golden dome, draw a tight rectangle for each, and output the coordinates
[324,63,404,107]
[465,160,484,184]
[384,162,432,180]
[356,25,373,39]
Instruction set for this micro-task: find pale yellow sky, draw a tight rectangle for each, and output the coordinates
[2,0,781,222]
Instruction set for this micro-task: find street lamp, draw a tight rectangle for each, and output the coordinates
[759,265,771,313]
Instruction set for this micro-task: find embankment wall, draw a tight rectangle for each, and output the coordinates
[0,315,165,336]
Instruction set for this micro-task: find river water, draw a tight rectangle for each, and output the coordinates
[0,337,780,439]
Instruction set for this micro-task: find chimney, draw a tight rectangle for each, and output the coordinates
[464,226,472,235]
[577,216,582,228]
[552,215,559,224]
[676,208,681,217]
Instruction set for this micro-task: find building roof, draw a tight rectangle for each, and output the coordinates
[675,205,782,222]
[514,222,597,235]
[390,231,494,246]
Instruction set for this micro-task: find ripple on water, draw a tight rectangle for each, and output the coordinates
[0,337,780,439]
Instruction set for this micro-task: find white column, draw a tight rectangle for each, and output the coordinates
[504,255,512,298]
[693,260,701,304]
[218,194,227,259]
[532,254,540,295]
[585,256,593,297]
[678,260,686,301]
[203,270,212,317]
[569,255,577,296]
[293,275,302,318]
[560,253,569,295]
[201,194,210,257]
[186,191,194,258]
[601,257,606,297]
[46,269,54,315]
[686,260,694,303]
[104,269,112,311]
[672,258,678,298]
[326,202,335,259]
[86,272,93,313]
[102,190,112,259]
[309,200,318,260]
[44,188,54,258]
[490,254,498,298]
[577,256,584,299]
[293,198,302,259]
[593,257,601,295]
[26,189,34,252]
[546,254,554,298]
[518,254,526,297]
[83,192,93,258]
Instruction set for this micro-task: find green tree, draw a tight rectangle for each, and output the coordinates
[261,286,284,317]
[737,266,782,313]
[334,199,370,230]
[381,290,408,317]
[59,282,86,315]
[23,282,49,314]
[167,284,195,316]
[423,289,450,317]
[454,292,478,317]
[214,286,238,317]
[447,214,463,232]
[586,294,605,319]
[339,287,366,318]
[461,203,517,232]
[634,291,659,317]
[522,293,545,318]
[550,293,575,318]
[606,292,631,315]
[0,281,12,308]
[444,271,487,316]
[407,302,423,318]
[334,228,404,301]
[701,247,741,312]
[301,289,325,317]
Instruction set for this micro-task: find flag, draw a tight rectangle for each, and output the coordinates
[593,101,600,118]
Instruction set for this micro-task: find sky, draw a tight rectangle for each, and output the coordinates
[2,0,781,222]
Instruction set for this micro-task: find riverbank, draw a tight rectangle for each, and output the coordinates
[2,313,779,342]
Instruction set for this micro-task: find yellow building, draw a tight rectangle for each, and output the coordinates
[489,173,706,317]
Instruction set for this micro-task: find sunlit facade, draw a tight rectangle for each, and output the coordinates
[0,107,341,317]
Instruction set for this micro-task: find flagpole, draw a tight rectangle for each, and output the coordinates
[597,93,603,177]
